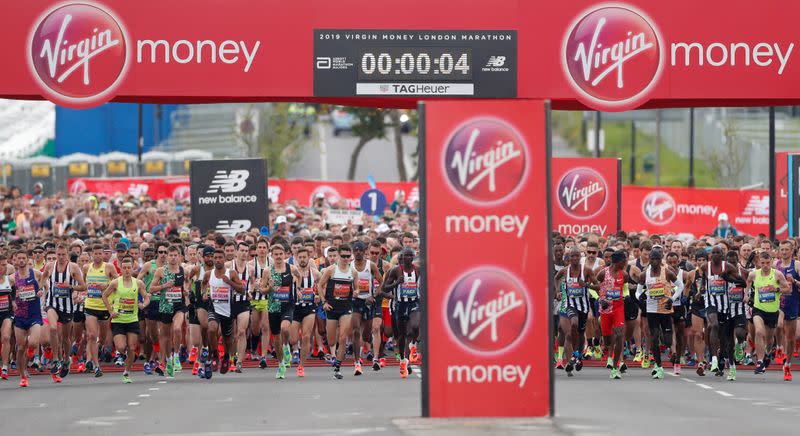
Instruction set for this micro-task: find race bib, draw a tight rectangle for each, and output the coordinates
[53,282,71,298]
[648,284,665,299]
[357,279,371,295]
[605,288,622,301]
[567,281,584,298]
[211,286,230,302]
[300,288,316,302]
[273,285,291,301]
[400,282,417,298]
[728,287,744,302]
[118,297,136,314]
[759,286,776,303]
[87,283,104,299]
[0,294,9,310]
[333,283,350,299]
[165,286,183,302]
[709,279,726,295]
[17,286,36,301]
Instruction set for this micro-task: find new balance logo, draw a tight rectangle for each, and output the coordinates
[215,220,252,236]
[486,56,506,67]
[742,195,769,216]
[207,170,249,193]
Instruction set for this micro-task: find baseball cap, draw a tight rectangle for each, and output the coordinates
[115,242,128,252]
[376,223,390,233]
[352,240,366,251]
[718,213,729,222]
[276,215,287,224]
[202,246,216,256]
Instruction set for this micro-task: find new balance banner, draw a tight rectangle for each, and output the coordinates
[788,155,800,237]
[552,157,620,236]
[190,159,268,235]
[622,186,768,237]
[777,152,794,237]
[421,100,551,417]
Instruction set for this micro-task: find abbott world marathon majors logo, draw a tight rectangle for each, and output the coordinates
[563,4,663,112]
[445,269,531,387]
[29,3,129,108]
[557,167,607,219]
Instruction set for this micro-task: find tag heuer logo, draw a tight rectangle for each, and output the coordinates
[207,170,249,193]
[215,219,251,236]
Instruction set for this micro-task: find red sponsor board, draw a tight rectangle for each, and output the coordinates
[69,177,417,208]
[622,186,769,237]
[777,152,791,237]
[552,157,620,236]
[421,100,550,417]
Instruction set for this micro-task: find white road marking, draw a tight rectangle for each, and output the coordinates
[136,428,387,436]
[149,387,159,391]
[696,384,713,389]
[716,391,733,397]
[128,402,140,406]
[157,381,167,384]
[666,372,678,377]
[312,394,321,400]
[75,416,132,427]
[138,394,151,398]
[681,378,696,383]
[116,410,128,413]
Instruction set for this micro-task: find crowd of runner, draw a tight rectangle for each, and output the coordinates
[0,188,422,387]
[553,231,800,381]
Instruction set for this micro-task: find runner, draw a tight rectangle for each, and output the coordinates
[689,249,709,374]
[137,242,167,375]
[41,244,85,381]
[290,247,321,377]
[81,244,118,378]
[187,246,214,375]
[627,240,651,368]
[553,247,595,376]
[228,242,252,373]
[747,251,791,376]
[101,255,149,384]
[150,245,189,378]
[203,249,245,376]
[317,243,358,380]
[775,240,800,380]
[665,250,695,375]
[592,250,630,379]
[0,254,12,380]
[724,249,748,381]
[247,238,271,369]
[635,248,678,380]
[12,250,46,387]
[349,240,383,375]
[262,243,300,379]
[367,240,389,369]
[382,247,421,379]
[697,245,741,377]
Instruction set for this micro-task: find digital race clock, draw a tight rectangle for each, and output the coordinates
[314,29,517,98]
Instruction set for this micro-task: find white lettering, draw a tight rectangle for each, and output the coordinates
[240,40,261,73]
[218,40,239,64]
[447,364,531,388]
[671,41,794,75]
[557,223,608,236]
[445,214,529,238]
[136,39,261,72]
[172,40,194,64]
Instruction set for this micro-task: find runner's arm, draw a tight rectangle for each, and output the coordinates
[136,262,150,281]
[138,280,150,308]
[71,262,86,292]
[317,267,332,303]
[225,271,246,293]
[101,279,118,313]
[776,270,791,295]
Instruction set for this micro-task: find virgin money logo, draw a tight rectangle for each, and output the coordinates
[563,5,662,111]
[172,185,191,202]
[309,185,342,206]
[446,269,529,354]
[69,179,87,194]
[557,167,607,219]
[642,191,676,225]
[444,119,527,205]
[29,3,129,108]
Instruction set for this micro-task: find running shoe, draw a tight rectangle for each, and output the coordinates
[297,365,305,378]
[155,362,165,376]
[633,348,643,362]
[235,361,243,373]
[166,359,174,378]
[606,357,613,369]
[85,360,94,373]
[641,354,651,369]
[575,358,583,372]
[409,344,420,364]
[674,364,682,375]
[755,360,766,375]
[189,347,198,363]
[710,359,720,374]
[19,376,28,388]
[122,373,132,384]
[366,350,374,362]
[686,357,697,367]
[619,362,628,374]
[610,368,621,379]
[555,359,564,369]
[354,360,363,376]
[784,364,792,382]
[400,360,408,379]
[276,362,286,379]
[200,347,209,363]
[192,361,200,376]
[696,362,706,376]
[10,360,16,370]
[727,367,737,381]
[174,355,182,372]
[228,357,236,373]
[259,358,268,369]
[734,343,745,363]
[291,350,300,366]
[220,354,230,374]
[653,366,664,380]
[143,361,153,375]
[75,362,85,374]
[744,353,754,366]
[94,366,103,378]
[59,358,71,379]
[1,367,8,380]
[565,358,575,377]
[202,359,212,379]
[775,348,785,365]
[333,367,343,380]
[179,346,188,364]
[282,345,292,368]
[51,373,62,383]
[379,357,386,367]
[372,359,381,371]
[593,347,602,360]
[114,352,124,367]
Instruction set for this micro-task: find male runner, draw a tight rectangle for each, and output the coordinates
[367,240,389,368]
[150,245,188,377]
[775,240,800,380]
[204,249,245,376]
[41,244,85,380]
[382,247,421,379]
[697,245,741,376]
[318,243,358,380]
[262,244,300,379]
[187,246,214,375]
[350,241,383,375]
[689,249,708,373]
[102,256,149,383]
[13,250,46,387]
[554,247,595,376]
[291,247,321,377]
[665,251,694,375]
[627,241,651,367]
[635,248,678,380]
[723,249,748,381]
[228,242,252,373]
[747,251,790,375]
[138,242,167,375]
[82,244,118,378]
[593,250,630,379]
[248,238,271,369]
[0,254,12,380]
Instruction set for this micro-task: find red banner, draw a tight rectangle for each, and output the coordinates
[552,157,619,236]
[422,100,550,417]
[622,186,769,237]
[6,1,800,110]
[777,151,791,237]
[68,176,191,201]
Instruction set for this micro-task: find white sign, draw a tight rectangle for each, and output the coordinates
[325,209,363,225]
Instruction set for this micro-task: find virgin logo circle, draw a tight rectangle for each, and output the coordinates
[309,185,341,205]
[563,5,662,111]
[443,118,527,205]
[29,3,129,108]
[557,167,607,219]
[445,268,529,354]
[642,191,676,225]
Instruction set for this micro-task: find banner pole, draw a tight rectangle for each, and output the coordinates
[617,158,622,233]
[545,101,554,417]
[689,108,695,188]
[417,101,429,418]
[770,107,776,240]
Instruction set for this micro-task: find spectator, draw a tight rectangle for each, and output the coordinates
[712,212,738,238]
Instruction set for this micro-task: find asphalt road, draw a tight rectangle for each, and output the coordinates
[0,365,421,436]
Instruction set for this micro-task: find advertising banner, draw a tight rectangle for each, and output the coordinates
[622,186,769,237]
[68,176,192,201]
[552,157,620,236]
[269,179,418,209]
[190,159,268,235]
[421,100,551,417]
[777,151,791,237]
[789,155,800,237]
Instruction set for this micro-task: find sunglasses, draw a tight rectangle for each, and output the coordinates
[586,251,597,255]
[369,251,381,256]
[158,250,168,254]
[340,254,352,259]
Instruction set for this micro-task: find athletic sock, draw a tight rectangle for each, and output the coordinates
[557,346,564,359]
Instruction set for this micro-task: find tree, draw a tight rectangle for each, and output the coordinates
[235,103,305,178]
[704,119,747,188]
[346,107,387,180]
